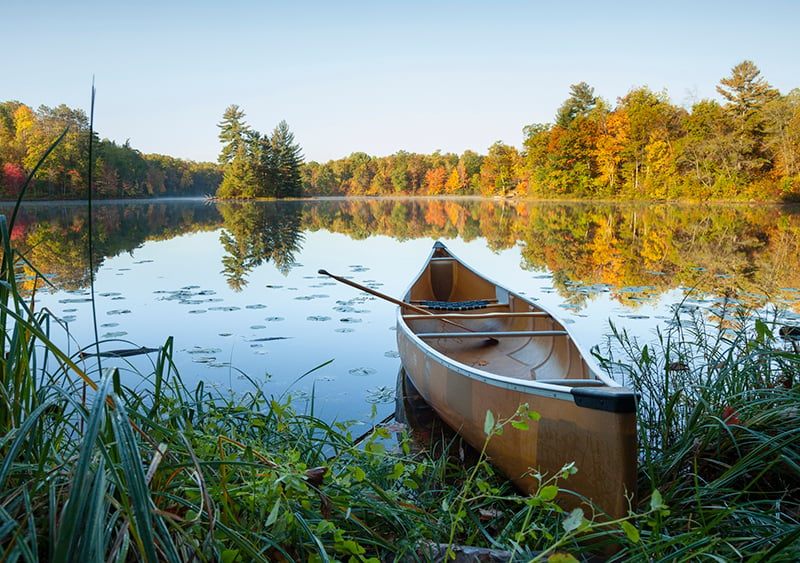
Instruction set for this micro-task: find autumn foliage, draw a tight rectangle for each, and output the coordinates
[303,61,800,201]
[3,61,799,201]
[0,101,221,199]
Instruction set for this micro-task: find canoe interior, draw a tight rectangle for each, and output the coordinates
[405,251,598,384]
[398,242,638,520]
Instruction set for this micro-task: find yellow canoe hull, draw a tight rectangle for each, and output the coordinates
[397,241,638,519]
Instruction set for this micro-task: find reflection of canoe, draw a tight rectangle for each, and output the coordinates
[396,241,637,518]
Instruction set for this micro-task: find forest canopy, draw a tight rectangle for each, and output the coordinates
[2,60,798,201]
[302,61,800,201]
[0,101,221,199]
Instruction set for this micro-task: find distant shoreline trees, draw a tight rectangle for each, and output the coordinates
[0,101,220,199]
[3,60,798,202]
[302,61,800,201]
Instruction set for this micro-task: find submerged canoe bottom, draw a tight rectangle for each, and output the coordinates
[397,331,638,520]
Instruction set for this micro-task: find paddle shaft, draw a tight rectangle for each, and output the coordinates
[317,269,497,340]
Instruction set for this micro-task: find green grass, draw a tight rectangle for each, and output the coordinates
[594,304,800,561]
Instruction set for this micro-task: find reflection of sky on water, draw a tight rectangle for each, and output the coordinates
[32,227,795,424]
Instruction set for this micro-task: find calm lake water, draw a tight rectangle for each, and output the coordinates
[8,197,800,424]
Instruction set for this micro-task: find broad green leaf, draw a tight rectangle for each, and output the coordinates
[539,485,559,501]
[547,552,579,563]
[650,489,663,511]
[484,410,495,436]
[562,508,584,533]
[511,419,529,430]
[621,520,640,543]
[390,462,405,480]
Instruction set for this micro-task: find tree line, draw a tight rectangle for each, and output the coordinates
[302,61,800,201]
[3,60,799,201]
[0,101,221,199]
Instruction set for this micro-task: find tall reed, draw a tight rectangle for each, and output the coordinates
[594,303,800,561]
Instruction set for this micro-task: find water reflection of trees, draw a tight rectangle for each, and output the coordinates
[217,202,304,290]
[7,202,223,293]
[300,199,800,308]
[7,198,800,310]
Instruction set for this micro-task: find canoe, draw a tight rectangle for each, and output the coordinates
[396,241,638,519]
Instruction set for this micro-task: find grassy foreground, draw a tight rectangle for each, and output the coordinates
[2,222,799,562]
[2,139,799,561]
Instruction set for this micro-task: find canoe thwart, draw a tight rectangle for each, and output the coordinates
[416,330,568,339]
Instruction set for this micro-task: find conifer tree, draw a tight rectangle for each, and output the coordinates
[217,105,250,165]
[716,60,781,177]
[717,60,779,127]
[555,82,597,129]
[270,120,304,198]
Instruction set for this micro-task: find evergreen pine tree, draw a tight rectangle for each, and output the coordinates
[217,105,250,165]
[270,120,304,198]
[555,82,597,129]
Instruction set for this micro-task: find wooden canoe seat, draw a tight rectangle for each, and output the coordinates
[404,311,550,320]
[416,330,568,339]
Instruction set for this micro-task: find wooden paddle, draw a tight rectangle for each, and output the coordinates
[318,269,499,344]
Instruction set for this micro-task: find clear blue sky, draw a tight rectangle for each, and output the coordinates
[3,0,798,164]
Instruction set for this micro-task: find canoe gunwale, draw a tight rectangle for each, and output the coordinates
[396,319,636,412]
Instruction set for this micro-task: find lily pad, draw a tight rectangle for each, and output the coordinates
[192,356,216,364]
[366,385,395,403]
[349,367,377,377]
[186,347,222,355]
